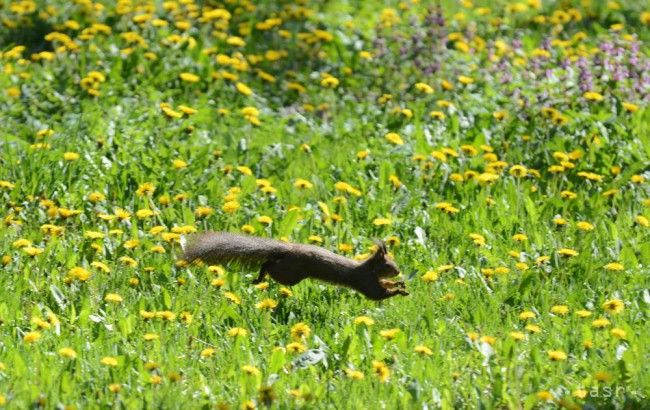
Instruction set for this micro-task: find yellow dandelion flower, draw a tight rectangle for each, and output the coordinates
[558,248,579,257]
[104,293,123,303]
[228,327,248,337]
[320,76,339,88]
[255,298,278,310]
[353,316,375,326]
[286,342,307,353]
[179,72,200,83]
[63,152,80,161]
[385,132,404,145]
[379,328,400,340]
[592,317,611,328]
[58,347,77,359]
[635,215,649,227]
[583,91,604,101]
[241,365,261,376]
[372,360,390,382]
[603,262,624,271]
[602,299,624,314]
[525,324,541,333]
[519,311,536,320]
[421,270,439,283]
[236,82,253,96]
[290,323,311,340]
[100,357,118,367]
[548,350,567,361]
[509,331,525,341]
[294,178,313,189]
[23,331,41,344]
[200,348,216,358]
[550,305,569,316]
[345,368,364,380]
[414,345,433,356]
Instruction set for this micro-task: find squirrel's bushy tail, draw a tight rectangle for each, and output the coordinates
[181,232,291,266]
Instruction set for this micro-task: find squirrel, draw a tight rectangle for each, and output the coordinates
[181,232,408,300]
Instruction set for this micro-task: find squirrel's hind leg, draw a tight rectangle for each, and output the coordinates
[266,258,305,286]
[252,260,273,284]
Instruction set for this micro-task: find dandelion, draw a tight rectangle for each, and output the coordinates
[576,221,594,231]
[228,327,248,337]
[100,357,118,367]
[603,262,624,272]
[63,152,80,161]
[179,72,199,83]
[345,368,364,380]
[320,76,339,88]
[372,361,390,382]
[421,270,439,282]
[583,91,604,101]
[458,75,474,84]
[558,248,579,257]
[236,82,253,96]
[512,233,527,242]
[223,201,240,213]
[550,305,569,316]
[414,82,433,94]
[294,179,313,189]
[354,316,375,326]
[509,165,527,177]
[279,287,293,297]
[290,323,311,340]
[136,182,156,197]
[379,328,400,340]
[108,384,122,393]
[622,102,639,113]
[201,348,216,358]
[286,342,307,353]
[58,347,77,359]
[144,333,159,341]
[547,350,567,361]
[255,298,278,310]
[372,217,392,226]
[242,365,261,376]
[224,292,241,305]
[469,233,486,246]
[414,345,433,356]
[104,293,123,303]
[385,132,404,145]
[69,267,91,281]
[509,331,525,341]
[594,371,612,382]
[635,215,649,227]
[23,331,41,344]
[602,299,624,314]
[592,318,611,328]
[611,328,626,339]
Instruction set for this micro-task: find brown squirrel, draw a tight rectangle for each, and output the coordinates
[181,232,408,300]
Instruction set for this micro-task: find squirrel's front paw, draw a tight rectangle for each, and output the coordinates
[379,279,406,289]
[385,287,409,298]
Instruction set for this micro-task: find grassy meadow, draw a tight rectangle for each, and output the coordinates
[1,0,649,408]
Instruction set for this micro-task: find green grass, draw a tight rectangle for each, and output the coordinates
[0,0,649,408]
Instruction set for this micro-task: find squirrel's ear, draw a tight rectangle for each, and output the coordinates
[374,240,387,257]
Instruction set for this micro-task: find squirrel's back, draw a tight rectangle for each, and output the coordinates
[182,232,292,266]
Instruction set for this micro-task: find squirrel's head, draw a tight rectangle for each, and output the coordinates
[366,241,400,278]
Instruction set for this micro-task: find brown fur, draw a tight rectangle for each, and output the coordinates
[181,232,408,300]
